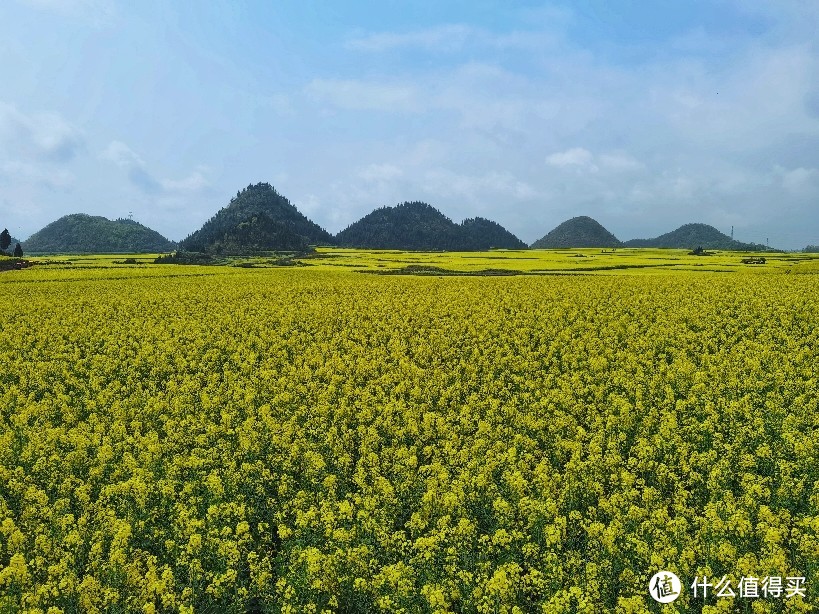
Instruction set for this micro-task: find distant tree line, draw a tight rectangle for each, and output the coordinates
[0,229,23,257]
[804,245,819,253]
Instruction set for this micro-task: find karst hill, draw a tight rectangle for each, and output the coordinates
[23,182,781,256]
[179,182,335,254]
[24,214,175,253]
[335,201,526,251]
[624,223,768,251]
[531,216,622,249]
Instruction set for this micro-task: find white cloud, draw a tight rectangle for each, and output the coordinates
[162,169,210,193]
[545,147,645,175]
[291,15,819,247]
[102,140,144,168]
[648,46,819,151]
[346,25,474,53]
[0,102,82,198]
[778,166,819,194]
[102,141,209,195]
[346,23,561,54]
[421,168,537,202]
[600,153,644,172]
[6,2,819,248]
[297,193,322,216]
[546,147,594,168]
[268,94,294,116]
[359,163,403,183]
[15,0,115,25]
[0,102,83,162]
[0,160,74,189]
[101,140,159,193]
[306,79,420,113]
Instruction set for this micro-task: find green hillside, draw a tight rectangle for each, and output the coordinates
[624,223,768,250]
[531,216,622,248]
[458,217,527,250]
[336,202,461,250]
[335,202,525,250]
[24,215,176,254]
[180,183,334,254]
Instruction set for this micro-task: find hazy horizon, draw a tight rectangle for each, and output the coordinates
[1,1,818,249]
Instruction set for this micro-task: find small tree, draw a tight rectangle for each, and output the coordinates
[13,243,23,257]
[0,229,10,252]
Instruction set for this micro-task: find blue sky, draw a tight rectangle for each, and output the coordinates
[1,1,818,248]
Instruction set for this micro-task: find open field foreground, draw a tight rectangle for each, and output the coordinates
[1,253,818,613]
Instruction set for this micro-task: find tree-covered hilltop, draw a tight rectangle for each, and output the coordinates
[336,202,461,250]
[180,183,334,254]
[624,223,769,251]
[531,216,622,248]
[458,217,527,250]
[194,212,310,255]
[335,202,526,250]
[804,245,819,253]
[23,215,176,254]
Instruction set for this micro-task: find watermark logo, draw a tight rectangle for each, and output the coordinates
[691,575,806,600]
[649,572,807,603]
[649,571,681,603]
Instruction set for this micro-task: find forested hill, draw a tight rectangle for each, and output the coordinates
[624,223,768,250]
[335,202,526,250]
[458,217,527,250]
[335,202,461,250]
[24,215,175,253]
[180,182,334,254]
[531,216,622,248]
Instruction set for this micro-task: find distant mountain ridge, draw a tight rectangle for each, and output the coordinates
[23,184,784,254]
[530,217,772,250]
[624,223,767,251]
[531,216,621,248]
[180,182,334,254]
[335,201,526,250]
[24,214,175,253]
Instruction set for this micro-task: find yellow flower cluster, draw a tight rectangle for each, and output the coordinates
[0,265,817,612]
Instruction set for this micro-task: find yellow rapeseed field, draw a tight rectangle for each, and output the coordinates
[0,260,817,612]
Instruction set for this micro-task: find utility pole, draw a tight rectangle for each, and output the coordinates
[731,226,734,240]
